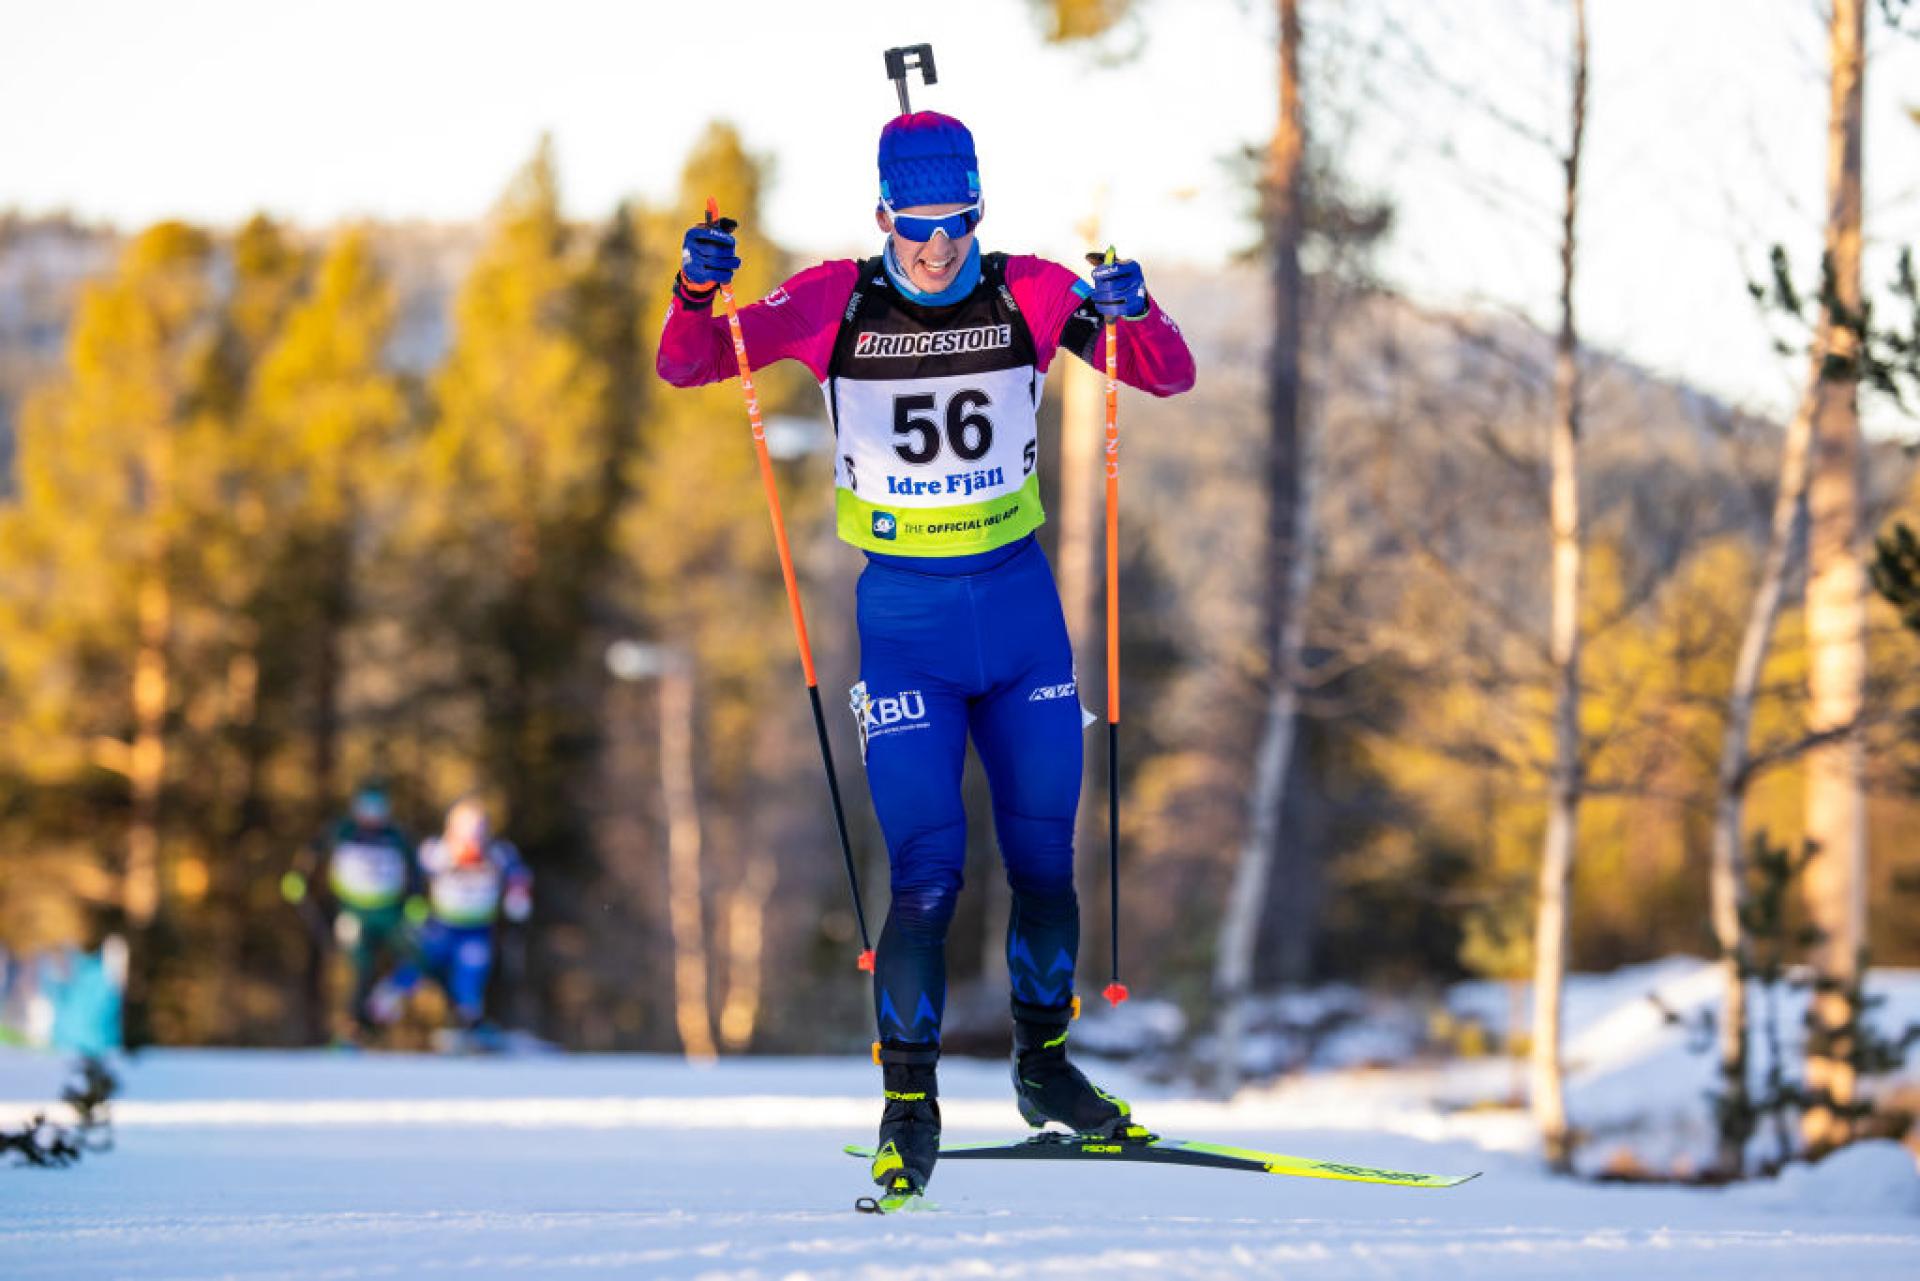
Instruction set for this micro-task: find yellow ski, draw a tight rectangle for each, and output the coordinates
[843,1132,1479,1189]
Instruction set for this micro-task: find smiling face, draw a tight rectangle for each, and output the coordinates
[876,201,979,294]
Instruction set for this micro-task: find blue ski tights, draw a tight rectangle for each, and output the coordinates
[854,537,1086,1048]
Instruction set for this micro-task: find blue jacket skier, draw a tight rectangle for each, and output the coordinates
[658,110,1195,1200]
[370,798,531,1033]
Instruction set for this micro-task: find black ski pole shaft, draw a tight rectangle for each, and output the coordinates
[1108,719,1123,999]
[808,682,873,956]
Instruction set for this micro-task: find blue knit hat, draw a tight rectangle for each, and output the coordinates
[877,112,980,209]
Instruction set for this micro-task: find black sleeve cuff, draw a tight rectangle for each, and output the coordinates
[673,274,718,311]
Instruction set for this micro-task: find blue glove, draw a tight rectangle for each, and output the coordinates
[680,217,740,289]
[1087,252,1148,319]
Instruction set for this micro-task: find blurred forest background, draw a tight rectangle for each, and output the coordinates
[1,0,1918,1173]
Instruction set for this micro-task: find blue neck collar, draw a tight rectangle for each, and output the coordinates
[883,239,981,305]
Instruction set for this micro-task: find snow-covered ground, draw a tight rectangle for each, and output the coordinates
[3,962,1917,1279]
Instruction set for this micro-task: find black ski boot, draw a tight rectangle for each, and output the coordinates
[1010,1000,1140,1138]
[871,1043,941,1200]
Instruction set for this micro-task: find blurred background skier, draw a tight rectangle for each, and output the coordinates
[280,780,419,1042]
[657,106,1195,1202]
[369,797,532,1046]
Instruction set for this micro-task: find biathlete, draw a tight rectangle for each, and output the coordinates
[657,109,1195,1200]
[369,798,531,1035]
[281,780,420,1040]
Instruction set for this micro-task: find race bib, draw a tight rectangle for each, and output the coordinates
[430,865,503,926]
[329,840,407,909]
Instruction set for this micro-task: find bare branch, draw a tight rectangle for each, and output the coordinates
[1736,705,1913,786]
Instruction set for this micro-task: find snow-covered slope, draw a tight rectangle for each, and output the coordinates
[2,1041,1916,1280]
[1448,959,1920,1173]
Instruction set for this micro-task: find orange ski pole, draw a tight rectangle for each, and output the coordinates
[708,197,874,974]
[1093,246,1129,1008]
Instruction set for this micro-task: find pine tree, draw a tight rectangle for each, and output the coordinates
[184,215,314,1039]
[246,226,408,1040]
[0,223,223,1042]
[409,139,644,1032]
[251,227,407,804]
[1874,522,1920,629]
[1868,247,1920,633]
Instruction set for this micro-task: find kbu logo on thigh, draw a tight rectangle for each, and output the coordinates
[849,680,930,760]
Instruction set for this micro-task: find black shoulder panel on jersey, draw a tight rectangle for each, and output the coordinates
[827,250,1038,383]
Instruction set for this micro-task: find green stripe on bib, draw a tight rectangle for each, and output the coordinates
[837,473,1046,556]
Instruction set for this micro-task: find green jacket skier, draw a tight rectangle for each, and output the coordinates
[282,781,420,1038]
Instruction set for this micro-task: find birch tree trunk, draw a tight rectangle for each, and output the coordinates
[212,617,262,1044]
[1801,0,1868,1157]
[659,663,717,1062]
[303,521,351,1046]
[1531,0,1588,1173]
[1709,387,1816,1177]
[717,849,776,1052]
[122,422,175,1047]
[1214,0,1307,1095]
[312,521,351,839]
[126,571,170,933]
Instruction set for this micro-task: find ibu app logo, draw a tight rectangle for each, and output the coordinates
[872,511,898,541]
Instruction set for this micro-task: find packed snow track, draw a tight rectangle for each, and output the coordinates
[2,1050,1915,1279]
